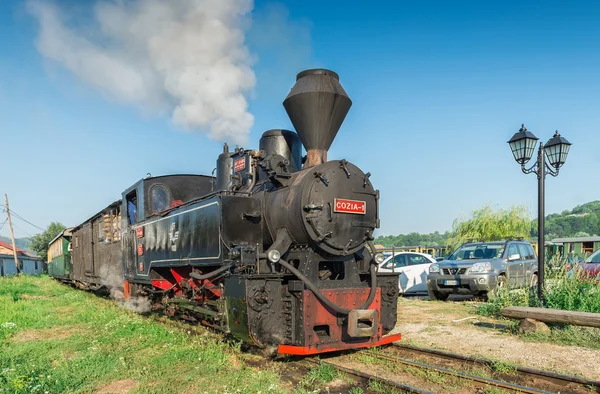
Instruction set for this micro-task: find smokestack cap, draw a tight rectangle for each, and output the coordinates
[296,69,339,81]
[283,68,352,153]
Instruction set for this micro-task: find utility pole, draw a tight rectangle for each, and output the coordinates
[5,194,20,273]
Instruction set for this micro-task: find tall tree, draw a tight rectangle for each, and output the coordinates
[446,204,531,250]
[29,222,66,261]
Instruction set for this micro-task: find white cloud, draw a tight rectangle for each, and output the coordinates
[28,0,256,145]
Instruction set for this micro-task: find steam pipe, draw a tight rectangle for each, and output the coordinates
[190,264,232,281]
[276,258,377,315]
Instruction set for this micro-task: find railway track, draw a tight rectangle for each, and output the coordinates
[389,344,600,393]
[309,343,600,393]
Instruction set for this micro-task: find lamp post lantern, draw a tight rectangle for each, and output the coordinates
[508,124,572,301]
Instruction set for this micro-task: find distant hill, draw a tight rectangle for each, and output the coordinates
[0,235,33,254]
[376,201,600,247]
[536,200,600,238]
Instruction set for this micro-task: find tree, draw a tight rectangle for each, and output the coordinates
[29,222,66,261]
[446,204,531,250]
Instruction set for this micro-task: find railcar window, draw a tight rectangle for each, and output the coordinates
[98,219,105,241]
[582,242,594,254]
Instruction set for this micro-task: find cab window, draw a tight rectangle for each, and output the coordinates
[517,244,531,260]
[586,250,600,263]
[407,254,428,266]
[526,244,536,259]
[507,244,520,259]
[150,184,171,213]
[383,254,407,269]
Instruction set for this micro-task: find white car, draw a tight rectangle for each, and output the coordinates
[378,252,436,294]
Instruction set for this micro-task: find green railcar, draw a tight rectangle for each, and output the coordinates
[47,229,73,280]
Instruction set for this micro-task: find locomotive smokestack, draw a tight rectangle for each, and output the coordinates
[283,69,352,168]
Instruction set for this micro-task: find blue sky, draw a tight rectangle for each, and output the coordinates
[0,0,598,238]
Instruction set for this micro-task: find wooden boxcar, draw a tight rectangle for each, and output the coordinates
[70,200,123,289]
[47,228,73,280]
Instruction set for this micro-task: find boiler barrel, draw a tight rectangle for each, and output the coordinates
[264,160,378,257]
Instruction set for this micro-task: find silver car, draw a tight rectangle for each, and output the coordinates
[426,240,537,301]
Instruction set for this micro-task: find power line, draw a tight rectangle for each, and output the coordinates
[0,218,7,232]
[11,222,34,238]
[10,210,45,232]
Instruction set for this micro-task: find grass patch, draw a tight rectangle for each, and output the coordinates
[483,388,511,394]
[0,275,282,393]
[295,361,346,393]
[489,360,517,375]
[367,379,402,393]
[403,365,449,385]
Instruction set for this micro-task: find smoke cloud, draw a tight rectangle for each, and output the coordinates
[27,0,257,145]
[98,265,151,313]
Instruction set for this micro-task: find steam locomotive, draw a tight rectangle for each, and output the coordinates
[47,69,401,355]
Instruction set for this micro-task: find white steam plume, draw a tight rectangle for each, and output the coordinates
[27,0,256,145]
[98,265,151,313]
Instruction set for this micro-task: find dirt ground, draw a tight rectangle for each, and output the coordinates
[11,327,82,343]
[95,379,139,394]
[391,296,600,380]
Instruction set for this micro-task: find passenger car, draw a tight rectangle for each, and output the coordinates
[426,240,537,301]
[378,252,436,294]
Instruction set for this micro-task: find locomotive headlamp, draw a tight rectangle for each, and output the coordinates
[267,249,281,263]
[374,253,385,264]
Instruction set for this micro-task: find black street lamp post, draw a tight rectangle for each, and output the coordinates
[508,124,572,300]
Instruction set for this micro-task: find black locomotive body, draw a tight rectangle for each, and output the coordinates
[54,69,401,355]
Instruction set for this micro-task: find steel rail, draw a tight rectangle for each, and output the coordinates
[305,358,433,394]
[364,350,547,394]
[393,343,600,392]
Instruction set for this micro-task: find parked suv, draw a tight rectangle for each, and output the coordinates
[426,240,537,301]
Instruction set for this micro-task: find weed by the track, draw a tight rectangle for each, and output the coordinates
[294,361,348,393]
[483,388,511,394]
[489,359,518,375]
[367,379,402,393]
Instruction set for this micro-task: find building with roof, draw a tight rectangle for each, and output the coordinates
[551,236,600,256]
[0,240,34,257]
[0,240,45,276]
